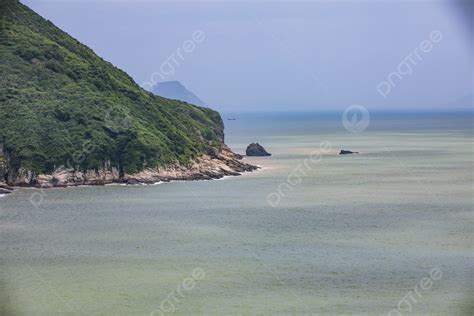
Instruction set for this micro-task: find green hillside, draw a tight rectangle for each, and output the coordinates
[0,0,224,179]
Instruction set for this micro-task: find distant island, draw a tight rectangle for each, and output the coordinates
[0,1,256,188]
[152,81,207,107]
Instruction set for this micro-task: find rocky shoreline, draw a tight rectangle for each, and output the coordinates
[0,183,14,194]
[2,146,258,189]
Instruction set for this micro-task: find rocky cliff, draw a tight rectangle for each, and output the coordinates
[6,146,256,188]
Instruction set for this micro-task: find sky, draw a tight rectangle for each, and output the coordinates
[22,0,473,112]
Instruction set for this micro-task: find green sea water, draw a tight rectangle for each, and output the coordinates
[1,112,473,315]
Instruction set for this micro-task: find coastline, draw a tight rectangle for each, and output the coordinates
[1,146,258,190]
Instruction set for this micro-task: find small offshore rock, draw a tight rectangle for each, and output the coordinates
[339,150,359,155]
[246,143,271,156]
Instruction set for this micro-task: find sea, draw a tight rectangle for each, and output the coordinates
[0,111,472,315]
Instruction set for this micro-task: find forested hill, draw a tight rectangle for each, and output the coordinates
[0,0,224,178]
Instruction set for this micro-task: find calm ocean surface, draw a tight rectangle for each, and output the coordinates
[1,112,473,315]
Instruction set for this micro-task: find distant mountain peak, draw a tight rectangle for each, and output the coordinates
[152,81,207,107]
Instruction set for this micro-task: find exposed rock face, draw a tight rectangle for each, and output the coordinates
[4,146,258,188]
[33,166,121,188]
[246,143,271,156]
[339,150,359,155]
[125,146,256,185]
[0,183,13,194]
[0,146,6,182]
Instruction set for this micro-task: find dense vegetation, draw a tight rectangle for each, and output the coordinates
[0,0,224,177]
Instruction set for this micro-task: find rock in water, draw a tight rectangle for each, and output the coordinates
[339,150,359,155]
[246,143,271,156]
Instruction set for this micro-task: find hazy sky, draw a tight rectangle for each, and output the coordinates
[22,0,472,112]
